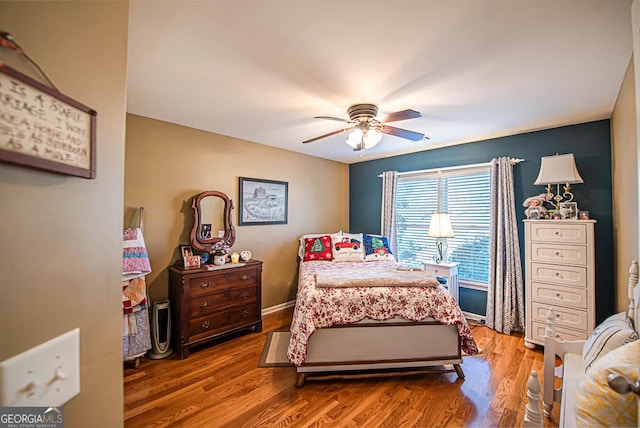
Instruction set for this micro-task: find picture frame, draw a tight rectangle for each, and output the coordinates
[527,207,541,220]
[559,202,578,220]
[183,255,201,269]
[579,210,590,220]
[200,223,212,240]
[238,177,288,225]
[0,64,97,178]
[180,245,193,259]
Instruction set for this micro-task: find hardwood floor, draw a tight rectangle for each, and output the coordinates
[124,309,561,427]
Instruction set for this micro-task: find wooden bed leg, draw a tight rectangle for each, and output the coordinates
[454,364,465,379]
[296,373,306,388]
[524,370,543,427]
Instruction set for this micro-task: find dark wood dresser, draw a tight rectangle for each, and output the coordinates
[168,259,263,359]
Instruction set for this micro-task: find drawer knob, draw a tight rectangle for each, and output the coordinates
[224,310,230,317]
[202,321,210,329]
[556,313,560,318]
[241,275,249,281]
[223,290,231,297]
[200,301,209,309]
[240,292,250,299]
[555,231,562,236]
[554,272,562,278]
[555,292,561,298]
[200,282,210,289]
[241,310,250,318]
[554,251,562,257]
[555,334,560,339]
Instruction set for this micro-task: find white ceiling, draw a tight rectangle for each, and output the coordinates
[126,0,633,164]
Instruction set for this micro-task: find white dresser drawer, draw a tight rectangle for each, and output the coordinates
[530,282,588,309]
[531,321,588,343]
[530,262,587,287]
[530,302,588,331]
[530,243,587,266]
[530,222,587,244]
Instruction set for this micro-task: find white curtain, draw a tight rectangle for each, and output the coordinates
[381,171,398,255]
[486,157,524,334]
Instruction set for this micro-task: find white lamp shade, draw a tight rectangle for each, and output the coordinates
[428,213,454,238]
[534,153,583,185]
[346,128,363,148]
[363,129,382,148]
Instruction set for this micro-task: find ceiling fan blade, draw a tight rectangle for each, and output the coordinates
[314,116,350,123]
[302,127,351,144]
[382,109,421,123]
[381,125,426,141]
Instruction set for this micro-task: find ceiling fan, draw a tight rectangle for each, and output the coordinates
[303,103,428,151]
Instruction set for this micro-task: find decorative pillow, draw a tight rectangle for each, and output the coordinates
[303,235,333,261]
[575,340,640,427]
[331,232,365,262]
[583,312,639,372]
[363,234,395,262]
[298,232,341,259]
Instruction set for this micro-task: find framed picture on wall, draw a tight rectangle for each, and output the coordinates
[238,177,288,225]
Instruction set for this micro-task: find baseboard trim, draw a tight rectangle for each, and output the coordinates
[262,300,296,316]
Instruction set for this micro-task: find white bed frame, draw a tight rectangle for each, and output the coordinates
[524,260,640,426]
[296,316,464,387]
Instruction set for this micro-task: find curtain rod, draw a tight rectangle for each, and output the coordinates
[377,158,525,177]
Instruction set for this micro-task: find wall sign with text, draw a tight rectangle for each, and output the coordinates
[0,63,97,178]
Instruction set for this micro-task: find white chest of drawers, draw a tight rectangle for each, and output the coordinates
[524,219,596,349]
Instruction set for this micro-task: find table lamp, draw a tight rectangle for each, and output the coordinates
[428,213,454,263]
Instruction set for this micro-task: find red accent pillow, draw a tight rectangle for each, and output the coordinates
[303,235,333,261]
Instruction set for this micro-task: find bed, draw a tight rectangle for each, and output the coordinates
[287,243,479,387]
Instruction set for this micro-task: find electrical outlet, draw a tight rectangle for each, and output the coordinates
[217,230,224,238]
[0,328,80,406]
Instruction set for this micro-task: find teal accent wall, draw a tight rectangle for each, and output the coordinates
[349,120,614,323]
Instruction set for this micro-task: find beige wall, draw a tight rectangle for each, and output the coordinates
[612,55,639,312]
[124,114,349,308]
[0,2,128,427]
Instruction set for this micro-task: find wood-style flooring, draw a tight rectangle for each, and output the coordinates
[124,308,561,427]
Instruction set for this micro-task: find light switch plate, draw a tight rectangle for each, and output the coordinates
[0,328,80,406]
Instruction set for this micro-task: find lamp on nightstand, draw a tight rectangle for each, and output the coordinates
[428,213,454,263]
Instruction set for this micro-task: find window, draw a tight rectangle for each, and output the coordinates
[395,165,491,286]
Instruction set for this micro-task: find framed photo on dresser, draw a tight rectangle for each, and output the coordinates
[559,202,578,220]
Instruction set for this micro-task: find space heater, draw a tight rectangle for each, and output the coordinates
[148,300,173,359]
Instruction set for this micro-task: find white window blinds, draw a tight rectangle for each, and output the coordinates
[395,165,491,284]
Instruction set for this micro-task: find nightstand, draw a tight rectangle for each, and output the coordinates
[423,261,459,302]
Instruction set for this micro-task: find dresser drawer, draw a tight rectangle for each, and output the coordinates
[530,302,588,331]
[190,286,257,316]
[190,303,259,341]
[187,268,259,298]
[531,321,587,343]
[530,222,587,244]
[530,282,587,309]
[530,262,587,287]
[530,243,587,266]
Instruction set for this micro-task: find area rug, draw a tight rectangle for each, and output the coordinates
[258,330,481,368]
[258,330,293,367]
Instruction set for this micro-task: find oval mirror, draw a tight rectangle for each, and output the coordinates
[189,191,235,253]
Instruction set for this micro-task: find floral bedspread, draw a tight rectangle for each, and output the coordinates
[287,260,479,366]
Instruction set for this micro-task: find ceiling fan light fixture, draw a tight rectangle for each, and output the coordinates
[346,128,363,148]
[364,129,382,148]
